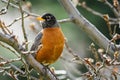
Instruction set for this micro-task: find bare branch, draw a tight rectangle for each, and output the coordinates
[1,0,40,17]
[7,14,29,27]
[65,42,83,63]
[89,43,99,62]
[0,7,7,15]
[58,0,115,53]
[18,2,28,50]
[78,2,103,18]
[6,0,10,9]
[99,0,119,17]
[0,33,21,53]
[111,33,120,42]
[0,57,21,66]
[58,18,73,23]
[0,42,19,57]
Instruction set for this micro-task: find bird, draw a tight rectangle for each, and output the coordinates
[30,13,65,66]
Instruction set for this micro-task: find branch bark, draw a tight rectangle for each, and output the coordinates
[0,33,21,53]
[58,0,117,53]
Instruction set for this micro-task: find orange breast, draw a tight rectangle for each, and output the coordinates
[35,27,65,65]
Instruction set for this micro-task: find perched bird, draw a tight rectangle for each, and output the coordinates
[30,13,65,66]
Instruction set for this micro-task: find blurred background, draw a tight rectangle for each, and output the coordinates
[0,0,119,80]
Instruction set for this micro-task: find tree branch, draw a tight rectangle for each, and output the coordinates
[18,2,28,49]
[1,0,40,17]
[78,2,103,18]
[58,18,73,23]
[104,0,119,17]
[0,33,21,53]
[58,0,117,53]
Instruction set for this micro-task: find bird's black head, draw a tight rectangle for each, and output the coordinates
[41,13,58,28]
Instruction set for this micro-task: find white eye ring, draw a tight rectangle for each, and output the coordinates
[46,16,51,21]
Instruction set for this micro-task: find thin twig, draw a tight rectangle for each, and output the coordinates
[58,18,73,23]
[5,71,19,80]
[111,33,120,42]
[78,2,103,18]
[89,43,99,62]
[65,42,83,63]
[18,2,28,50]
[10,64,25,75]
[6,0,11,9]
[0,0,11,15]
[1,0,40,17]
[0,20,8,34]
[7,14,29,27]
[96,63,104,73]
[0,66,11,73]
[0,42,20,57]
[104,0,119,17]
[0,55,21,66]
[0,20,13,35]
[20,54,31,79]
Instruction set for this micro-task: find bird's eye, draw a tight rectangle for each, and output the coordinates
[46,16,51,21]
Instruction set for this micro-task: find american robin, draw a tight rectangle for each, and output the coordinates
[30,13,65,66]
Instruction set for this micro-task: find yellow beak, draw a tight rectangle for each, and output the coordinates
[36,16,45,21]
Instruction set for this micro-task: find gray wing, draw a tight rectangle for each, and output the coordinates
[25,32,42,70]
[30,31,43,52]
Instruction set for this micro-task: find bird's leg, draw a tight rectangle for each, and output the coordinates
[40,64,59,80]
[45,66,59,80]
[40,64,50,80]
